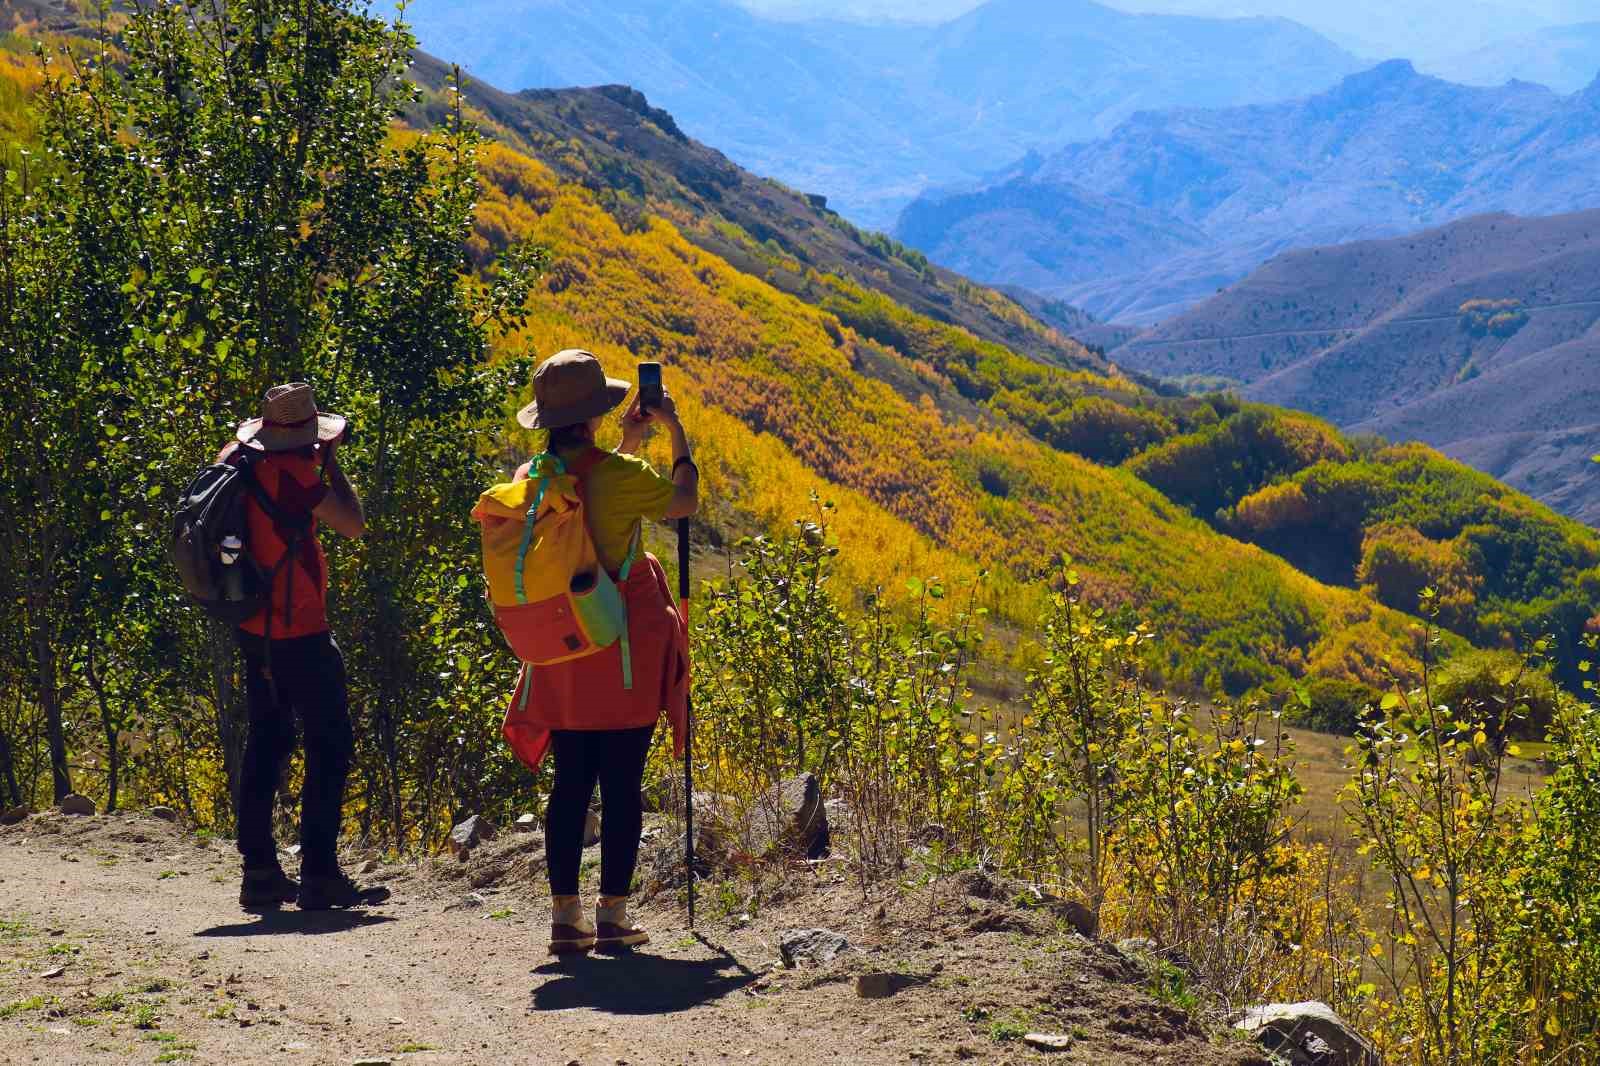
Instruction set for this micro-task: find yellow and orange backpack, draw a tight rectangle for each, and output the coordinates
[472,449,638,690]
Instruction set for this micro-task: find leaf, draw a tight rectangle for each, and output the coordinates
[1380,692,1400,711]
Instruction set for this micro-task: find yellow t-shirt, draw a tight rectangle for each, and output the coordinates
[558,448,676,572]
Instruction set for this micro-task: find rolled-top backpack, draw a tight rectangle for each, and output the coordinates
[473,449,638,690]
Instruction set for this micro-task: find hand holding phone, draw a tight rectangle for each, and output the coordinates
[637,361,663,413]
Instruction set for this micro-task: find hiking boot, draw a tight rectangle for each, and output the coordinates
[595,898,649,952]
[296,870,391,910]
[548,898,596,955]
[239,865,300,910]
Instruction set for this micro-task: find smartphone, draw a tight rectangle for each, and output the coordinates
[637,361,663,412]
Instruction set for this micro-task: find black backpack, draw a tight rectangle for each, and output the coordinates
[171,448,310,629]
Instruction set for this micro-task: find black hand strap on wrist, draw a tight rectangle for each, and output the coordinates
[672,456,699,478]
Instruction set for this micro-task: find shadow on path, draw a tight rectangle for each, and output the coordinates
[530,942,757,1015]
[196,908,396,938]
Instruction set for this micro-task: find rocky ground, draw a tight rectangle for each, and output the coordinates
[0,807,1274,1066]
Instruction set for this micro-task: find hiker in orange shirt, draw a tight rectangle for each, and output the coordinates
[499,350,697,953]
[220,384,390,912]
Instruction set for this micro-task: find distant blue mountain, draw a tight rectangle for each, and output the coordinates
[1430,21,1600,93]
[896,61,1600,322]
[401,0,1361,227]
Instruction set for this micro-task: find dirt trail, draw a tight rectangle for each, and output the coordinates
[0,812,1259,1066]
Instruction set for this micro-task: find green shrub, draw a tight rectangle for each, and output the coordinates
[1433,649,1560,744]
[1286,677,1383,735]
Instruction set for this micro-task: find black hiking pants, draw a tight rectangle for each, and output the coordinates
[235,630,353,877]
[546,724,657,897]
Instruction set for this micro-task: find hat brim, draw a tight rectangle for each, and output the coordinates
[237,412,348,452]
[517,378,631,430]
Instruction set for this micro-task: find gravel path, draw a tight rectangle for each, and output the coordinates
[0,811,1256,1066]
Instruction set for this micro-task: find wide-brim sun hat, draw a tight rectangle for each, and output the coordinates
[517,349,631,430]
[236,382,348,452]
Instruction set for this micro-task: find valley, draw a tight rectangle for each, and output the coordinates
[1109,209,1600,523]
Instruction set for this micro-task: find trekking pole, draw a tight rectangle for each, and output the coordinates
[677,515,696,930]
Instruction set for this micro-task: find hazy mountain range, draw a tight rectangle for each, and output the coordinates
[740,0,1598,68]
[1094,0,1599,65]
[1107,209,1600,522]
[897,61,1600,323]
[1433,21,1600,93]
[403,0,1363,227]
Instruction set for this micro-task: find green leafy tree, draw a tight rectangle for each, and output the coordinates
[6,0,537,836]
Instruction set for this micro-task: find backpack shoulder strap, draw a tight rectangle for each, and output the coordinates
[240,454,312,531]
[512,452,564,604]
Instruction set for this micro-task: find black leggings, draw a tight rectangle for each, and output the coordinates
[546,724,656,897]
[235,630,354,876]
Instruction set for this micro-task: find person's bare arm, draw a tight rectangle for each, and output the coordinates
[312,441,366,539]
[661,411,698,519]
[621,389,698,519]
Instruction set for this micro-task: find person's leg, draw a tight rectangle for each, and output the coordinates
[285,633,353,877]
[546,730,601,895]
[235,631,300,907]
[546,730,601,953]
[283,634,388,910]
[595,723,657,949]
[596,723,657,898]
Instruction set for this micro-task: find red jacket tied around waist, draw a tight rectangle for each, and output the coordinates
[499,550,688,770]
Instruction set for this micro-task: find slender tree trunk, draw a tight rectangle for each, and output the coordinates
[83,644,121,813]
[370,405,404,846]
[31,615,70,802]
[0,725,19,807]
[210,623,246,828]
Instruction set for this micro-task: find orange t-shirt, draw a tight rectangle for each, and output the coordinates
[218,444,330,639]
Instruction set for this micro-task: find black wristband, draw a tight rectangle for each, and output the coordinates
[672,456,699,478]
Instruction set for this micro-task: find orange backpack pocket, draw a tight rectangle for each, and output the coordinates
[494,594,596,665]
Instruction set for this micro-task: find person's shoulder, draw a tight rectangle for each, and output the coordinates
[601,451,671,485]
[254,450,323,494]
[603,451,657,475]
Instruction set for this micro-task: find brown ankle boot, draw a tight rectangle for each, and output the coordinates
[595,898,649,952]
[548,897,596,955]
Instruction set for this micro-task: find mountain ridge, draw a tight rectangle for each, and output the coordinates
[401,0,1361,227]
[897,61,1600,323]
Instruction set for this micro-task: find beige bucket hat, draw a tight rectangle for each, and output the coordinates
[517,349,631,430]
[235,382,348,452]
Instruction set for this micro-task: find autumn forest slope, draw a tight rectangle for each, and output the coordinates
[422,72,1600,701]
